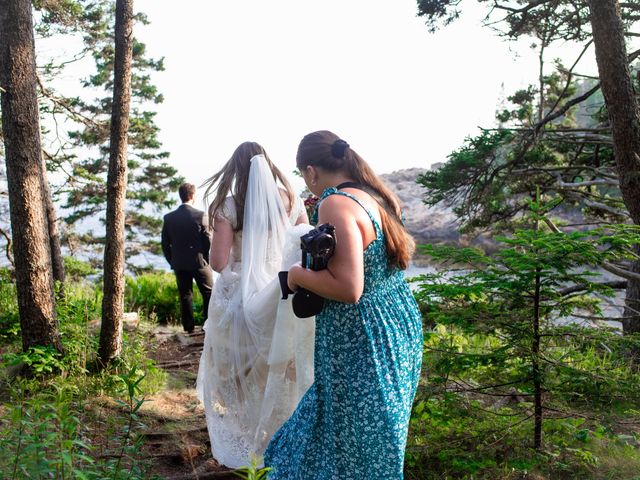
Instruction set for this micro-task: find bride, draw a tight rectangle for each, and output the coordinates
[196,141,315,468]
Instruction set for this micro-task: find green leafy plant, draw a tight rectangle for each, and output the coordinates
[407,198,640,478]
[0,272,164,479]
[5,346,65,376]
[0,267,19,341]
[109,367,148,480]
[63,256,98,282]
[234,455,272,480]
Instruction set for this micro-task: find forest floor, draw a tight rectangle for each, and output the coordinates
[137,325,239,480]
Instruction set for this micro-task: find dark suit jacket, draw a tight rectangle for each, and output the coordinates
[161,204,211,271]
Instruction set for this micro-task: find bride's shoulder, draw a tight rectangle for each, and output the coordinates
[279,189,305,219]
[277,188,293,209]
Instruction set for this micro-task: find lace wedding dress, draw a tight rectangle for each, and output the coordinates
[196,155,315,469]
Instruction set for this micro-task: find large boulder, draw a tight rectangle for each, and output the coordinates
[380,167,481,251]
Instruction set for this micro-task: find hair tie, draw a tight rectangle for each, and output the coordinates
[331,139,350,159]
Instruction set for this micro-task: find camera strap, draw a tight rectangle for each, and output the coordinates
[335,181,400,223]
[336,181,367,192]
[336,181,383,207]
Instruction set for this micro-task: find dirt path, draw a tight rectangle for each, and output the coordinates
[139,326,238,480]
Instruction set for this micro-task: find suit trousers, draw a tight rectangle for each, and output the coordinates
[174,267,213,332]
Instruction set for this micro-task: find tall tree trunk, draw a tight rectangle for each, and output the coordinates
[0,0,61,352]
[533,202,543,449]
[42,158,65,295]
[98,0,133,366]
[588,0,640,336]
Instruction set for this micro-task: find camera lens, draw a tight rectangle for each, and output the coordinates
[314,235,333,252]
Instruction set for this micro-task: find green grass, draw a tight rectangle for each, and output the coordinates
[124,271,204,326]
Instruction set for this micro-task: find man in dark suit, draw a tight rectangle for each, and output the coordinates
[161,183,213,333]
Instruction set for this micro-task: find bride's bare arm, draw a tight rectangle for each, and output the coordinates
[288,195,366,304]
[210,215,234,272]
[295,208,309,226]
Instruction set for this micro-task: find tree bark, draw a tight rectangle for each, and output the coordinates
[42,158,65,295]
[0,0,61,352]
[588,0,640,336]
[98,0,134,366]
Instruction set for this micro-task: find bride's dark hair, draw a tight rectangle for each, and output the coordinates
[296,130,415,270]
[202,141,295,231]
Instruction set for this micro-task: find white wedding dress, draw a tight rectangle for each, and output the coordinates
[196,155,315,469]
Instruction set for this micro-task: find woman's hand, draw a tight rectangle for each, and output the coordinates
[287,262,304,292]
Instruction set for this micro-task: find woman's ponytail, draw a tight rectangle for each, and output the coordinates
[297,130,415,270]
[343,151,415,270]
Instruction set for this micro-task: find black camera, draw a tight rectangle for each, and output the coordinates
[300,223,336,271]
[279,223,336,318]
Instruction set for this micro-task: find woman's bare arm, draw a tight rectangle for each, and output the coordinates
[288,195,366,304]
[210,215,234,273]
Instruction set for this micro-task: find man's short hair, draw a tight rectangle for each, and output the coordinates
[179,183,196,202]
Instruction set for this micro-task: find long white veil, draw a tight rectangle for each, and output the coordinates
[197,154,314,468]
[241,154,288,352]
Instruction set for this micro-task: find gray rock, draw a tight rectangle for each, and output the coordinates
[381,167,586,253]
[380,168,468,249]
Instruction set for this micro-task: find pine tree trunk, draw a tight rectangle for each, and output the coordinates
[0,0,61,352]
[98,0,134,366]
[533,268,542,450]
[42,158,65,295]
[623,244,640,335]
[588,0,640,337]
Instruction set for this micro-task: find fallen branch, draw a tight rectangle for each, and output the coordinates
[157,359,199,369]
[559,280,628,295]
[140,426,208,439]
[164,470,239,480]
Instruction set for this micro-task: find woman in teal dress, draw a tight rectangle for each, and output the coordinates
[264,130,423,479]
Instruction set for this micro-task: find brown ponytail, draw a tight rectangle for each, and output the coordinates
[202,141,296,231]
[296,131,415,270]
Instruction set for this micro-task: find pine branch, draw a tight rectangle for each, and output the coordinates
[36,75,102,128]
[534,84,601,132]
[601,262,640,281]
[546,39,594,121]
[510,166,618,179]
[0,226,14,268]
[533,48,640,133]
[491,0,555,14]
[554,176,619,188]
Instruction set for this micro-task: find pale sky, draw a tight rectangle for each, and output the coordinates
[132,0,557,199]
[39,0,599,202]
[0,1,603,268]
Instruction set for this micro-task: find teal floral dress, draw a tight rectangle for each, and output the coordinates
[264,188,423,479]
